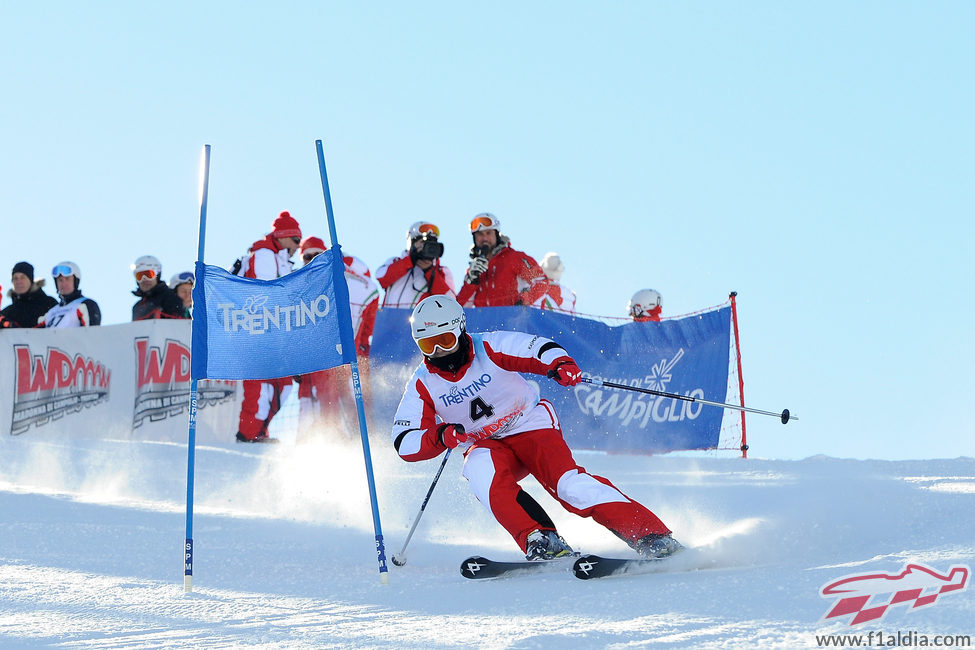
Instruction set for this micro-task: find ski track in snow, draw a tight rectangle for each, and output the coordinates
[1,437,973,649]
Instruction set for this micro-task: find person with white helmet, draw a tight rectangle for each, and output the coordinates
[131,255,187,321]
[234,211,304,443]
[39,262,102,328]
[628,289,663,322]
[392,295,682,562]
[376,221,456,308]
[169,271,195,317]
[532,252,577,314]
[456,213,549,308]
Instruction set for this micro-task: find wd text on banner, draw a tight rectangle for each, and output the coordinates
[369,306,731,454]
[1,320,238,442]
[192,247,355,380]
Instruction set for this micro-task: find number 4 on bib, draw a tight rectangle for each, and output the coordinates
[469,397,495,421]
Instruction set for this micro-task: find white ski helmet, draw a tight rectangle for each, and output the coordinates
[52,261,81,283]
[470,212,500,234]
[540,252,565,282]
[170,271,195,289]
[407,221,440,243]
[627,289,662,318]
[410,294,466,355]
[131,255,162,279]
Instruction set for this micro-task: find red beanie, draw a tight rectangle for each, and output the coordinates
[271,211,302,239]
[299,236,328,255]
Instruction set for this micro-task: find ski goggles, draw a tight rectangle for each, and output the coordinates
[415,222,440,237]
[302,250,325,263]
[134,269,158,281]
[173,271,195,286]
[470,214,499,233]
[52,265,75,278]
[416,331,459,355]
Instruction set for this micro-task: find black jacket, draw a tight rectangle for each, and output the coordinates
[132,281,188,321]
[1,281,58,328]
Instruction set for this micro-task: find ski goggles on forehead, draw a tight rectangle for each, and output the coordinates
[416,331,459,355]
[52,265,74,278]
[134,269,157,281]
[174,271,195,285]
[470,215,498,232]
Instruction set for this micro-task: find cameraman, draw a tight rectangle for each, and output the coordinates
[456,213,549,308]
[377,221,457,308]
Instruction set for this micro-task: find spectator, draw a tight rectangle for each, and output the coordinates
[1,261,58,328]
[131,255,187,321]
[39,261,101,328]
[456,213,549,308]
[235,211,303,444]
[532,252,577,314]
[296,236,380,442]
[392,295,682,561]
[376,221,456,308]
[169,271,195,318]
[628,289,663,322]
[299,236,379,358]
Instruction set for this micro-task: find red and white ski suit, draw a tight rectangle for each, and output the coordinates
[392,331,670,552]
[376,252,456,309]
[236,236,295,440]
[532,280,577,314]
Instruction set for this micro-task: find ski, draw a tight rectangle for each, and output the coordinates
[572,553,669,580]
[460,555,575,580]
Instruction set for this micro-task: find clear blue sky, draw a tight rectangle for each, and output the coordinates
[2,2,972,460]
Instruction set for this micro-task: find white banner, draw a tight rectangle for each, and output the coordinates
[1,321,238,444]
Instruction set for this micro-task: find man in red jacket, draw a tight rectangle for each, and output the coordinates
[455,213,548,308]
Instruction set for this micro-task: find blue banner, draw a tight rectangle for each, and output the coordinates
[191,247,355,380]
[370,305,732,453]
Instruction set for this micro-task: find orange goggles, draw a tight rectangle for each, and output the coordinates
[135,269,157,281]
[470,215,498,232]
[416,331,459,355]
[416,222,440,237]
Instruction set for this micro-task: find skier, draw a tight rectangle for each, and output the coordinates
[532,252,577,314]
[628,289,663,322]
[376,221,456,308]
[456,213,549,308]
[391,294,682,561]
[1,261,57,328]
[39,262,101,328]
[234,211,303,443]
[131,255,188,320]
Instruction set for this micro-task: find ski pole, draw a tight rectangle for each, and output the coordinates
[581,377,797,424]
[391,448,452,567]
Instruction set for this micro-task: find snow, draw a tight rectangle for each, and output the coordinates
[1,433,973,649]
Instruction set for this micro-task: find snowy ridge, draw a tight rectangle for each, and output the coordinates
[1,435,972,648]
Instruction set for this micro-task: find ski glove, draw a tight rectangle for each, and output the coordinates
[547,359,582,387]
[438,423,469,449]
[465,256,489,284]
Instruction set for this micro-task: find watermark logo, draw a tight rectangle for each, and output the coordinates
[11,344,111,434]
[820,563,970,626]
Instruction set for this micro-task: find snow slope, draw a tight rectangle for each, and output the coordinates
[1,433,973,649]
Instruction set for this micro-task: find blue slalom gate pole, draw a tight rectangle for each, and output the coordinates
[184,144,210,593]
[315,139,389,583]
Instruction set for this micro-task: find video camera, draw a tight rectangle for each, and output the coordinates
[412,232,444,261]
